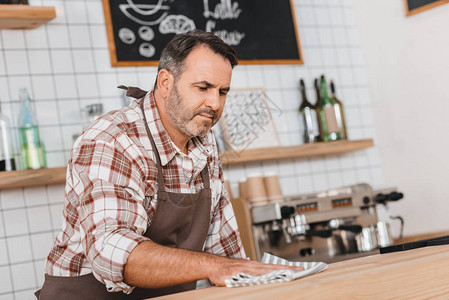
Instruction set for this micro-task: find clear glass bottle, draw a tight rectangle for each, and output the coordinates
[298,79,318,143]
[81,103,103,130]
[317,76,342,142]
[330,80,348,140]
[0,104,16,171]
[18,88,47,169]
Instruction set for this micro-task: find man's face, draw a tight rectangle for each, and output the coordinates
[165,45,232,138]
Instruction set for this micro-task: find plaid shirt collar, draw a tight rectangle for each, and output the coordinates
[142,91,213,166]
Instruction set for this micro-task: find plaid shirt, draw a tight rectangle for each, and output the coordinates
[46,91,245,293]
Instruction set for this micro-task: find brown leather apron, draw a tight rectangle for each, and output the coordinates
[37,87,212,299]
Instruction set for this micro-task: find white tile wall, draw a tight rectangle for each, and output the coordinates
[0,239,8,265]
[0,189,25,210]
[24,27,49,50]
[47,25,70,48]
[0,0,385,298]
[30,232,54,260]
[53,74,77,99]
[11,262,37,291]
[27,207,53,233]
[2,31,25,50]
[68,25,92,49]
[3,210,29,237]
[50,50,74,74]
[0,266,13,295]
[7,236,33,264]
[28,51,52,75]
[4,50,29,75]
[65,1,88,24]
[72,50,95,73]
[31,75,56,100]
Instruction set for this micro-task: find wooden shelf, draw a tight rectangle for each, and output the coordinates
[0,166,66,190]
[220,139,374,165]
[0,139,373,190]
[0,5,56,29]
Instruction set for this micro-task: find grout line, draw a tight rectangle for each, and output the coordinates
[0,193,16,298]
[42,25,66,167]
[0,201,62,214]
[21,188,40,288]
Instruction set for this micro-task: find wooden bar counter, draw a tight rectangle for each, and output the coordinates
[154,245,449,299]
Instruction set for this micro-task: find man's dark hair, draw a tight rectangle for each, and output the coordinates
[154,30,238,88]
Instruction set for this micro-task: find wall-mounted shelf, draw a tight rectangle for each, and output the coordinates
[0,166,66,190]
[0,139,373,190]
[220,139,374,165]
[0,5,56,29]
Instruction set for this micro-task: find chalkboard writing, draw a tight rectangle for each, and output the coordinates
[102,0,303,66]
[404,0,449,16]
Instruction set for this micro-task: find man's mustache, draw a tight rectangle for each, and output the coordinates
[194,108,218,120]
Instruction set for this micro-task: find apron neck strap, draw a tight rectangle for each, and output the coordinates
[200,164,210,189]
[117,85,148,99]
[140,100,166,192]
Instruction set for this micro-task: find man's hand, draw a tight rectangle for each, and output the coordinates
[124,241,304,289]
[208,256,304,287]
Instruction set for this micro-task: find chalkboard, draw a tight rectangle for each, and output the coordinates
[404,0,449,16]
[102,0,303,66]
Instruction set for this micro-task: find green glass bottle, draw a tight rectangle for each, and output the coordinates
[317,76,341,142]
[330,80,348,140]
[18,88,47,169]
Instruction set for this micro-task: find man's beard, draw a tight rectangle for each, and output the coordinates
[166,84,218,138]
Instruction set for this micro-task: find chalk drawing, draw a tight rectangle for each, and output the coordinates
[119,3,169,26]
[115,0,247,58]
[127,0,164,15]
[139,43,156,57]
[138,26,155,41]
[118,28,136,44]
[159,15,196,34]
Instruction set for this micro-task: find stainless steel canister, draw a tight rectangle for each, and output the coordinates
[376,221,394,248]
[356,226,378,252]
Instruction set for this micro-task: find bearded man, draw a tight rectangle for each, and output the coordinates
[37,30,301,300]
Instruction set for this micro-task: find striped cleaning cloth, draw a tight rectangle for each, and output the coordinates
[224,253,328,287]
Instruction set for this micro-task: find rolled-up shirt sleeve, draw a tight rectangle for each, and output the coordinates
[69,139,154,293]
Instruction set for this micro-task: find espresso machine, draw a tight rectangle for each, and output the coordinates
[249,183,404,263]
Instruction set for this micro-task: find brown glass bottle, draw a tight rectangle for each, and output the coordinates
[299,79,319,143]
[313,78,323,142]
